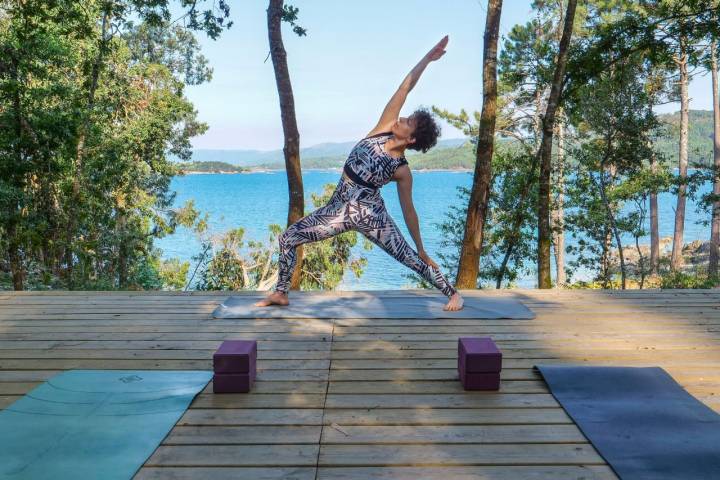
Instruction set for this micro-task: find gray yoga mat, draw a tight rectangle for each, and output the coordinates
[0,369,211,480]
[212,294,535,319]
[535,365,720,480]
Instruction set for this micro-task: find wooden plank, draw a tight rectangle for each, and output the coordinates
[329,369,531,382]
[328,381,549,394]
[0,340,331,351]
[323,394,560,409]
[322,408,572,426]
[179,409,324,426]
[135,467,316,480]
[315,466,617,480]
[0,333,331,341]
[331,333,720,342]
[329,339,720,350]
[317,444,604,466]
[0,359,329,370]
[0,325,333,333]
[133,466,316,480]
[164,426,321,444]
[320,425,587,444]
[190,393,325,409]
[0,349,330,361]
[328,358,720,370]
[327,347,720,360]
[146,445,320,466]
[3,315,720,326]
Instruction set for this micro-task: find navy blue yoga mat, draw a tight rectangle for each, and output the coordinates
[536,365,720,480]
[0,370,211,480]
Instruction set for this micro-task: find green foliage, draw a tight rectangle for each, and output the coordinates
[158,258,190,290]
[403,140,538,289]
[655,110,718,168]
[564,51,669,288]
[0,0,230,290]
[175,161,246,173]
[659,270,719,289]
[192,183,373,291]
[194,227,271,291]
[3,0,720,294]
[281,4,307,37]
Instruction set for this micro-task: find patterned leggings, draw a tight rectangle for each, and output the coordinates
[273,174,458,297]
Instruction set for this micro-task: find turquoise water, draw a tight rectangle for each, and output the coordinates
[155,170,713,289]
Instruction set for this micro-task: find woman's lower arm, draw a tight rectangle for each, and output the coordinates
[399,56,431,93]
[404,208,425,252]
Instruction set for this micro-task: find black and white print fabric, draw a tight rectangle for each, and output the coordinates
[273,136,458,298]
[344,132,409,188]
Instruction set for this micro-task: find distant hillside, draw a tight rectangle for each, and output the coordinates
[655,109,716,167]
[180,137,467,167]
[175,161,248,173]
[177,110,717,172]
[254,140,477,170]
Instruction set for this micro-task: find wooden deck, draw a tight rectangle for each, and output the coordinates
[1,289,719,479]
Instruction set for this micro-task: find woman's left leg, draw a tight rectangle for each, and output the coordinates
[354,199,458,298]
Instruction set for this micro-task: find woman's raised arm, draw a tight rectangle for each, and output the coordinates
[366,35,449,138]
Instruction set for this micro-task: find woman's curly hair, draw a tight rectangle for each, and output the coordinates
[407,107,441,153]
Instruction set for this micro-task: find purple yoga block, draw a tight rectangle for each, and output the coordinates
[458,337,502,373]
[213,340,257,374]
[213,372,254,393]
[459,370,501,391]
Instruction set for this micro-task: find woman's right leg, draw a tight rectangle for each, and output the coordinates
[274,197,352,294]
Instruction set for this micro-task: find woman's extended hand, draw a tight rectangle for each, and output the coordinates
[419,250,440,270]
[425,35,449,62]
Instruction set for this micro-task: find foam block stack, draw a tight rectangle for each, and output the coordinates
[458,337,502,391]
[213,340,257,393]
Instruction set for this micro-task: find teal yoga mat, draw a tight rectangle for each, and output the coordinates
[213,294,536,319]
[0,370,212,480]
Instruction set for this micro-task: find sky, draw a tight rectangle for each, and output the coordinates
[179,0,717,151]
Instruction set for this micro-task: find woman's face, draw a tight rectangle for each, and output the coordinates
[392,115,416,146]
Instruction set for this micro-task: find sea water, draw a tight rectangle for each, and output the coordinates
[155,170,713,289]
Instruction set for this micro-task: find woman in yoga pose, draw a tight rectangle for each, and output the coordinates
[256,35,464,311]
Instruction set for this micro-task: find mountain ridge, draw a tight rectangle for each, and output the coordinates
[178,137,467,166]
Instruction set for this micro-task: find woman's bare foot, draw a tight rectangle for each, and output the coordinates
[254,291,289,307]
[443,292,464,311]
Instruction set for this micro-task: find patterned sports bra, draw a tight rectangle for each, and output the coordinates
[343,131,408,189]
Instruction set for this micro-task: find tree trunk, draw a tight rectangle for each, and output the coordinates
[671,38,689,270]
[7,223,24,291]
[9,53,25,290]
[601,227,612,287]
[117,209,128,289]
[599,160,626,289]
[66,9,110,288]
[455,0,503,289]
[537,0,578,288]
[552,109,566,288]
[267,0,305,290]
[495,72,545,288]
[649,148,660,274]
[709,41,720,278]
